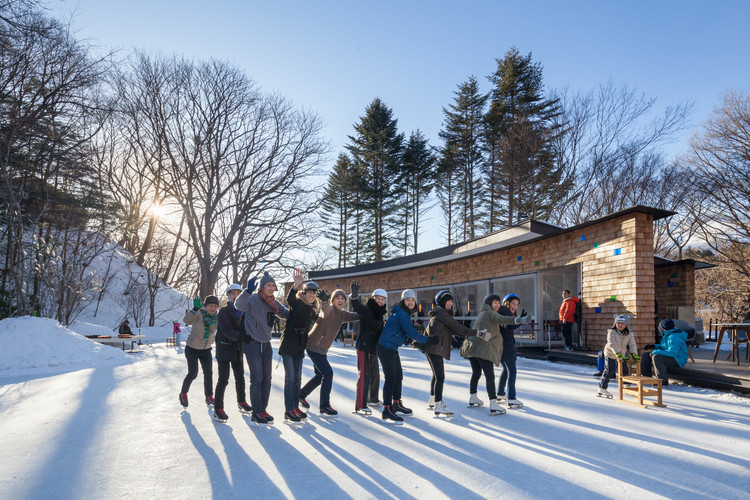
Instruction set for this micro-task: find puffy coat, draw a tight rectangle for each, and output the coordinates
[603,325,638,360]
[424,306,477,360]
[379,303,429,350]
[498,305,520,361]
[351,297,386,354]
[183,308,217,350]
[278,287,319,359]
[461,303,519,365]
[306,303,359,355]
[559,296,580,323]
[652,329,689,367]
[215,303,242,362]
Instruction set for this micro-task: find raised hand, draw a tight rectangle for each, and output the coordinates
[293,268,304,289]
[192,296,202,310]
[317,289,330,303]
[246,277,257,294]
[350,280,360,299]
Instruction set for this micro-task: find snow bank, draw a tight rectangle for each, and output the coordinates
[0,317,134,377]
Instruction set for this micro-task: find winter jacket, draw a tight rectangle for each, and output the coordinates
[278,287,319,359]
[652,328,689,367]
[215,303,243,363]
[118,322,133,336]
[498,305,520,362]
[603,325,638,360]
[306,303,360,355]
[234,290,289,344]
[559,296,580,323]
[379,303,429,350]
[461,303,519,365]
[351,297,386,354]
[183,308,217,350]
[424,306,477,360]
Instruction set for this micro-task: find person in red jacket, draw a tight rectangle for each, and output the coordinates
[559,289,580,351]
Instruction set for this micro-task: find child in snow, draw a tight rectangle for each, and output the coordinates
[278,269,321,423]
[234,272,290,425]
[179,295,220,408]
[496,293,529,408]
[298,285,360,417]
[423,290,490,416]
[349,281,388,413]
[597,314,639,398]
[212,284,251,422]
[377,289,437,422]
[461,294,531,414]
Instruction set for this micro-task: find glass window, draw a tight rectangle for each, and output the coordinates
[452,281,489,318]
[540,265,581,345]
[490,274,537,345]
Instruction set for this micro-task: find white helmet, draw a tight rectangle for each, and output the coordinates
[372,288,387,299]
[226,283,243,295]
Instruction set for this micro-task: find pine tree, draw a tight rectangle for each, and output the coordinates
[484,47,567,229]
[320,154,355,268]
[438,76,488,242]
[399,130,437,254]
[346,98,404,262]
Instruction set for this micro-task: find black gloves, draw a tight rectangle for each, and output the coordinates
[643,344,656,351]
[350,280,360,300]
[246,277,257,294]
[317,289,330,302]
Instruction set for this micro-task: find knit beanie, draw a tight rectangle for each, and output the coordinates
[204,295,220,307]
[259,272,276,289]
[331,289,347,301]
[401,289,417,301]
[660,319,675,332]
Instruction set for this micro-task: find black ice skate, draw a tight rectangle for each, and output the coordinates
[319,406,339,418]
[179,393,188,408]
[391,399,413,415]
[213,408,229,423]
[251,412,269,426]
[238,401,252,414]
[299,397,310,409]
[284,411,301,425]
[205,395,215,406]
[380,405,404,425]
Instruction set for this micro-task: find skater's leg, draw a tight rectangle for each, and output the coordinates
[181,346,200,394]
[259,342,272,411]
[292,356,303,408]
[497,359,509,398]
[599,357,616,390]
[427,353,445,402]
[479,358,497,400]
[244,342,264,413]
[367,352,380,403]
[197,348,213,397]
[356,349,370,409]
[307,350,333,408]
[215,360,230,409]
[392,351,404,402]
[230,356,245,403]
[282,354,297,412]
[377,345,398,406]
[300,348,323,399]
[504,356,518,400]
[469,357,482,395]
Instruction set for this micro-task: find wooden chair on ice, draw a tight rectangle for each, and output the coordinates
[617,357,665,408]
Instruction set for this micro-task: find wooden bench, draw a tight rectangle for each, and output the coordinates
[89,335,145,352]
[166,333,177,347]
[617,357,665,408]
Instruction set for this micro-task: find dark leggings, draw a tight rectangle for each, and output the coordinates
[355,350,370,410]
[214,357,245,409]
[300,350,334,409]
[377,344,402,406]
[426,353,446,402]
[469,357,497,399]
[181,346,213,396]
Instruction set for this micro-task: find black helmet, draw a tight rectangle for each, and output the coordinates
[483,294,502,306]
[303,281,320,292]
[435,289,454,308]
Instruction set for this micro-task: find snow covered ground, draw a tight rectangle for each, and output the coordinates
[1,317,749,499]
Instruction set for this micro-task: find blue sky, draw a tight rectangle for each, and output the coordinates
[60,0,750,250]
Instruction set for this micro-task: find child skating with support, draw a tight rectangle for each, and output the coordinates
[179,295,219,408]
[597,314,639,399]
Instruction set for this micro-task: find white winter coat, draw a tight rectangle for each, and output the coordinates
[603,326,638,360]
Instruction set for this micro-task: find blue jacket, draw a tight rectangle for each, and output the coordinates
[378,303,429,350]
[653,329,689,367]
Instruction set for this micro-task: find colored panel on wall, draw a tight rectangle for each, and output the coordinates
[610,295,617,301]
[517,256,522,261]
[671,272,678,278]
[593,242,599,249]
[580,235,586,241]
[595,307,602,313]
[667,282,675,288]
[614,248,621,256]
[535,261,540,266]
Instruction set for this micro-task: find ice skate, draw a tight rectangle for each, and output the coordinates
[380,405,404,425]
[179,393,188,408]
[238,401,252,414]
[213,408,229,423]
[205,395,215,406]
[497,395,507,404]
[299,397,310,409]
[433,400,453,418]
[284,411,301,425]
[597,388,613,399]
[507,399,524,408]
[489,399,506,415]
[426,394,435,410]
[251,412,269,426]
[353,406,372,415]
[293,408,308,420]
[468,393,484,408]
[391,399,413,415]
[260,411,275,424]
[369,400,383,407]
[319,406,339,418]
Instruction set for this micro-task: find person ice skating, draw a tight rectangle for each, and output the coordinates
[212,284,251,423]
[118,319,132,336]
[377,289,437,423]
[597,314,639,399]
[234,272,290,425]
[496,293,529,408]
[423,290,491,417]
[639,319,689,386]
[461,294,531,415]
[349,281,387,414]
[298,285,360,417]
[559,289,580,350]
[179,295,219,408]
[278,269,321,424]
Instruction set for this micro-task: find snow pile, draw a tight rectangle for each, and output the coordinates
[0,317,133,377]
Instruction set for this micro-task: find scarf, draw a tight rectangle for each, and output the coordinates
[367,298,387,321]
[202,311,217,339]
[260,292,279,314]
[399,299,417,316]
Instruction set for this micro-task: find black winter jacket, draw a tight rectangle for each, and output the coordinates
[215,303,243,363]
[278,287,319,358]
[498,305,520,361]
[351,297,386,354]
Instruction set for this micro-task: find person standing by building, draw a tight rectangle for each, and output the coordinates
[279,269,320,423]
[559,289,580,351]
[179,295,219,409]
[299,286,360,417]
[377,289,437,423]
[235,272,290,425]
[462,294,530,415]
[423,290,490,417]
[212,284,251,422]
[596,314,639,398]
[349,281,388,414]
